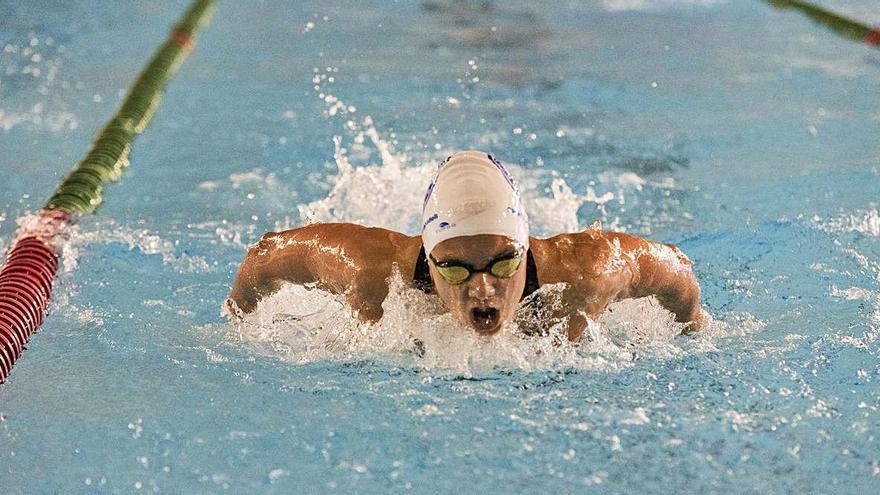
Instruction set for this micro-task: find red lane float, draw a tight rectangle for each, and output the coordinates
[0,210,68,383]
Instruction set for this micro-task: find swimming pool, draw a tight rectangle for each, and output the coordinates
[2,0,879,492]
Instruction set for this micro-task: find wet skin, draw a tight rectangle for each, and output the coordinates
[227,223,705,340]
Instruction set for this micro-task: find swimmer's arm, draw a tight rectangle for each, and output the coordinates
[226,231,317,317]
[626,237,704,333]
[226,224,405,321]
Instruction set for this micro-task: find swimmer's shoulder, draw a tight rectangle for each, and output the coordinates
[530,226,645,282]
[263,222,408,244]
[260,222,422,275]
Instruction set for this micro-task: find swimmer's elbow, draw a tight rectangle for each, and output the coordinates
[633,246,704,333]
[228,236,282,316]
[673,279,704,334]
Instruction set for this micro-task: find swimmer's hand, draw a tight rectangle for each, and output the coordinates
[681,308,708,335]
[224,298,245,320]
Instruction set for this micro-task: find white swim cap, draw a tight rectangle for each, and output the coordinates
[421,151,529,255]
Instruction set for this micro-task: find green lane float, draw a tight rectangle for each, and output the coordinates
[767,0,880,47]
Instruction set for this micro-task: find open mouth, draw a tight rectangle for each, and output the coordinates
[469,307,501,334]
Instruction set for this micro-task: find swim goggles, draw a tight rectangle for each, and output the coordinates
[428,251,523,285]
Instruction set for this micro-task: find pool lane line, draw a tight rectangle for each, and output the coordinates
[0,0,216,384]
[766,0,880,48]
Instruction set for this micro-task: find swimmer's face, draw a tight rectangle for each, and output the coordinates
[428,234,527,335]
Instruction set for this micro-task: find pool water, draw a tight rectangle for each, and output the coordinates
[2,0,879,492]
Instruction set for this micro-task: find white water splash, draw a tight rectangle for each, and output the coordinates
[226,270,742,376]
[298,133,432,232]
[50,218,213,275]
[600,0,724,12]
[816,208,880,237]
[830,285,880,342]
[300,65,660,237]
[810,208,880,346]
[0,106,78,132]
[296,131,639,237]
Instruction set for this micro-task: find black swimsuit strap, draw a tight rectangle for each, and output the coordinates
[522,248,540,300]
[413,245,433,293]
[412,245,540,301]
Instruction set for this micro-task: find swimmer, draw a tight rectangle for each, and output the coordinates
[227,151,704,340]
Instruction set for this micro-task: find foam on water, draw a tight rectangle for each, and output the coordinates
[817,207,880,237]
[228,272,746,377]
[600,0,725,12]
[0,212,221,331]
[823,207,880,339]
[54,218,212,275]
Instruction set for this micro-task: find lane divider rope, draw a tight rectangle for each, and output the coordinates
[766,0,880,48]
[0,0,216,384]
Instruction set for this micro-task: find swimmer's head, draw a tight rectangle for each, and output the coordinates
[421,151,529,255]
[421,151,530,334]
